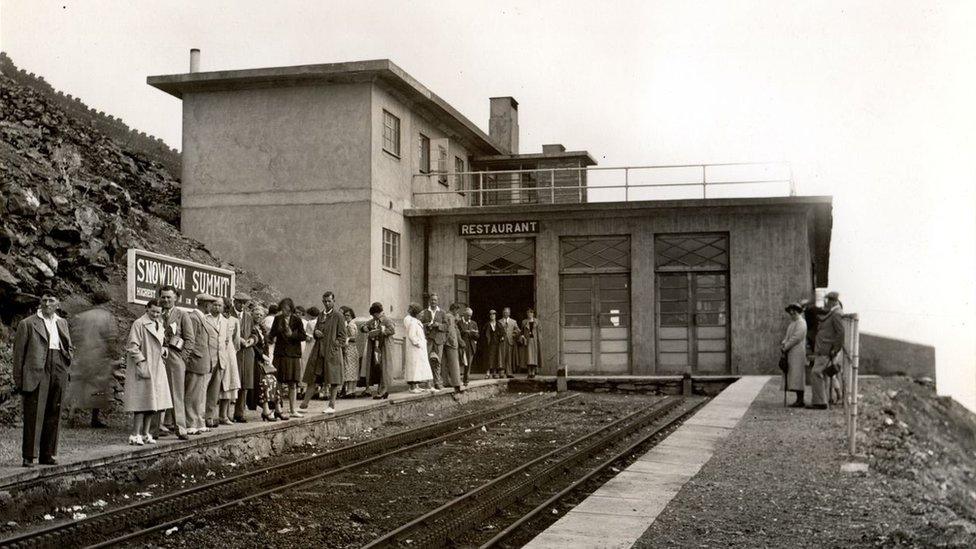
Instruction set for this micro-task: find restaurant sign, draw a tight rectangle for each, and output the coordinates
[126,248,236,306]
[459,220,539,236]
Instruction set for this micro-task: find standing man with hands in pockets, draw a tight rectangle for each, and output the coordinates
[419,293,447,391]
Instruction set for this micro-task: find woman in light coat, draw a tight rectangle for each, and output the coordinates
[520,308,543,379]
[124,298,172,445]
[403,303,434,393]
[782,302,808,407]
[217,297,243,424]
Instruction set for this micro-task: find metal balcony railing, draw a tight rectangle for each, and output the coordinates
[411,162,795,209]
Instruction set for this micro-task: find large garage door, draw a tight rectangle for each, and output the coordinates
[560,236,631,374]
[655,234,730,374]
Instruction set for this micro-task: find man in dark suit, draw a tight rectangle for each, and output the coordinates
[13,289,74,467]
[159,285,194,439]
[457,307,479,386]
[232,292,257,422]
[418,292,447,390]
[497,307,520,378]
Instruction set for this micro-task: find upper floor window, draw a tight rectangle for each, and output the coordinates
[383,110,401,157]
[382,228,401,272]
[419,133,431,173]
[454,156,466,190]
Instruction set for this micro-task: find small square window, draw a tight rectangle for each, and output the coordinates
[382,228,401,272]
[419,134,430,173]
[383,110,400,157]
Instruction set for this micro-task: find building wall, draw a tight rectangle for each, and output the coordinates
[180,83,373,308]
[412,204,816,375]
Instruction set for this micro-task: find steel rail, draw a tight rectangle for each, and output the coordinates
[0,393,577,549]
[479,398,708,548]
[363,396,689,549]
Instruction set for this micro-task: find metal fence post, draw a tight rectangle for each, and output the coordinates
[702,165,707,199]
[578,168,583,203]
[550,169,556,204]
[624,167,629,201]
[848,314,860,455]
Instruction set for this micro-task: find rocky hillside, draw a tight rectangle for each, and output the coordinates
[0,59,279,422]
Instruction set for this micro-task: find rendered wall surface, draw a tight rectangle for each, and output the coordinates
[413,204,817,375]
[859,333,936,379]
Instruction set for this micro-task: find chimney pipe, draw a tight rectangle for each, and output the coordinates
[189,49,201,73]
[489,97,519,155]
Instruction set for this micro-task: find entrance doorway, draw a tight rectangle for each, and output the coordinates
[468,275,535,374]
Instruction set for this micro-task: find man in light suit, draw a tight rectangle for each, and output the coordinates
[497,307,520,378]
[13,289,74,467]
[185,294,218,434]
[158,285,194,440]
[204,298,232,427]
[457,308,479,386]
[418,293,447,390]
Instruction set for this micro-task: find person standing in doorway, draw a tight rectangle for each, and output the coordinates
[418,293,447,390]
[359,302,395,399]
[520,308,542,379]
[482,309,500,379]
[809,291,846,410]
[300,292,347,414]
[65,289,117,429]
[458,307,479,386]
[269,298,306,419]
[232,292,257,422]
[781,303,808,407]
[123,299,172,445]
[185,294,218,435]
[13,289,73,467]
[497,307,520,378]
[158,285,193,440]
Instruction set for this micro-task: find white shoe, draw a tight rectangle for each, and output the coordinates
[409,388,423,394]
[428,388,438,394]
[293,409,305,418]
[199,426,210,433]
[323,407,336,414]
[144,434,158,444]
[128,435,144,446]
[186,428,199,435]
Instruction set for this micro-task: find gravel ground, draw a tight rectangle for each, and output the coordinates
[637,376,976,548]
[141,393,665,548]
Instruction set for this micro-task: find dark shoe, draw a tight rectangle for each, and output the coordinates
[261,412,277,422]
[506,375,515,379]
[177,434,190,441]
[91,420,109,429]
[39,457,57,466]
[156,430,172,438]
[806,404,828,410]
[788,401,805,408]
[22,458,34,468]
[233,416,247,423]
[275,410,290,421]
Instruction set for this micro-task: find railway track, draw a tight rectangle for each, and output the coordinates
[0,392,579,549]
[363,395,705,549]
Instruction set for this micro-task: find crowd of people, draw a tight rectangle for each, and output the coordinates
[10,287,544,468]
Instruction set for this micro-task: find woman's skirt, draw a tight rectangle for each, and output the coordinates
[344,345,360,383]
[273,355,302,384]
[442,346,462,387]
[257,374,278,405]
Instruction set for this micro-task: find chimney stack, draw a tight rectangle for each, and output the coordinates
[189,49,201,73]
[489,97,519,155]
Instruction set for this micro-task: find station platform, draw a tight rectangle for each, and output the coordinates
[524,375,772,549]
[0,378,509,491]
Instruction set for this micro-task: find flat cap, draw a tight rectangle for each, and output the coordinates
[825,291,840,300]
[232,291,252,301]
[195,293,218,303]
[785,302,803,313]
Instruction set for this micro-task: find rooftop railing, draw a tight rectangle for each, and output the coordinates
[411,161,795,209]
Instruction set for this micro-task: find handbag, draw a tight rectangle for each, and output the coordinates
[823,351,841,377]
[778,351,789,374]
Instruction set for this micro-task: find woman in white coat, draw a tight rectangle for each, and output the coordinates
[124,299,173,445]
[218,297,243,424]
[403,303,434,393]
[782,302,808,408]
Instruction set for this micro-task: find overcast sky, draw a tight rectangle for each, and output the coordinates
[3,1,974,410]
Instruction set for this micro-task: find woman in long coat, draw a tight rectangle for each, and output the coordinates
[441,304,463,399]
[481,310,500,379]
[269,298,307,419]
[359,302,396,399]
[124,299,172,445]
[782,303,808,407]
[217,297,242,425]
[339,306,361,398]
[404,303,434,392]
[520,308,543,379]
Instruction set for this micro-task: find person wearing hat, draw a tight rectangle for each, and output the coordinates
[781,302,808,407]
[157,285,194,439]
[185,293,219,434]
[231,291,258,422]
[810,291,846,409]
[482,309,501,379]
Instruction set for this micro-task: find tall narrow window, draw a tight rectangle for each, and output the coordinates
[454,156,465,190]
[419,134,431,173]
[382,228,401,272]
[383,110,400,157]
[437,143,448,186]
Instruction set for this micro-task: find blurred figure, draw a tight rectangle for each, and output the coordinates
[441,303,464,400]
[404,303,434,393]
[781,303,808,407]
[359,302,395,399]
[300,292,346,414]
[65,289,118,428]
[809,291,846,409]
[457,307,479,386]
[232,292,258,423]
[13,288,73,467]
[339,306,361,398]
[217,297,242,425]
[520,308,542,379]
[158,285,194,440]
[124,299,172,445]
[269,298,306,419]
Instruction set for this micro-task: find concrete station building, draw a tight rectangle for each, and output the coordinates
[148,57,832,378]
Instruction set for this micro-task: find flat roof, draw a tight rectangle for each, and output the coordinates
[147,59,504,155]
[472,150,598,167]
[405,195,833,286]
